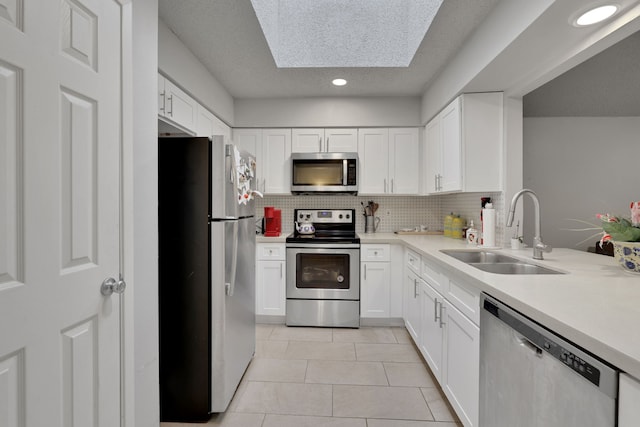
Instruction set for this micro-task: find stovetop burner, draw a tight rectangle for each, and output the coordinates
[286,209,359,244]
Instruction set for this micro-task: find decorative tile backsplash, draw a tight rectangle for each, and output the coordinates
[256,191,504,243]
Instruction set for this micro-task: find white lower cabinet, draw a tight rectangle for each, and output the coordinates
[441,299,479,427]
[404,248,480,427]
[420,281,444,381]
[619,373,640,427]
[404,249,422,342]
[256,243,286,317]
[360,244,391,318]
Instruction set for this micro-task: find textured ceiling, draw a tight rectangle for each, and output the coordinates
[158,0,500,98]
[250,0,443,67]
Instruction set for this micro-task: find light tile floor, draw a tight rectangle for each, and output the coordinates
[161,325,462,427]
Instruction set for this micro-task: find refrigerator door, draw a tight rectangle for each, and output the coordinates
[210,217,256,412]
[158,136,212,422]
[211,136,256,220]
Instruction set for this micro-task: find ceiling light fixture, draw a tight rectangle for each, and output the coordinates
[332,78,347,87]
[573,4,618,26]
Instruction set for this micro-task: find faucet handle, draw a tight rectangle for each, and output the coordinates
[533,237,552,260]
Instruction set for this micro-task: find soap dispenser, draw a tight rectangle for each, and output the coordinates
[466,220,478,245]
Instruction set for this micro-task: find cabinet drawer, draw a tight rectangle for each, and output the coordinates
[420,259,448,295]
[447,279,481,325]
[361,244,390,262]
[406,249,421,273]
[257,243,285,260]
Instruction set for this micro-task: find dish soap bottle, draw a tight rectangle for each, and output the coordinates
[466,220,478,245]
[452,215,465,239]
[444,212,454,237]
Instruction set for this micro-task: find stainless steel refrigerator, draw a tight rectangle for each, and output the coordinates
[158,135,258,422]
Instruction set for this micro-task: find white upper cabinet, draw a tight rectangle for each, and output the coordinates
[358,128,420,195]
[158,73,197,133]
[234,128,292,195]
[263,129,292,194]
[291,128,358,153]
[195,104,231,140]
[389,128,420,194]
[424,92,503,195]
[358,128,389,194]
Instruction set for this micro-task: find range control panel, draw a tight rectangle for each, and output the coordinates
[296,209,354,224]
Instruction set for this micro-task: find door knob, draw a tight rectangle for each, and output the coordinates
[101,277,126,296]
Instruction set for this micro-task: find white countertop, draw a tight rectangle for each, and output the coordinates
[258,232,640,378]
[366,233,640,379]
[256,235,287,243]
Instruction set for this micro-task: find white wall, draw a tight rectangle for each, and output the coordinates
[133,0,160,426]
[158,19,234,125]
[420,0,554,123]
[523,117,640,250]
[234,96,422,127]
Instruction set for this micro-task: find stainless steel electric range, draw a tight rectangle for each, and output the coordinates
[285,209,360,328]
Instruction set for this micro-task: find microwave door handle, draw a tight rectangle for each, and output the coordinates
[343,160,348,185]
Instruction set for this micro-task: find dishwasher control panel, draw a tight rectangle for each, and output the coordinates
[542,338,601,386]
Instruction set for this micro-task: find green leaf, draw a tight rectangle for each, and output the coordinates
[602,218,640,242]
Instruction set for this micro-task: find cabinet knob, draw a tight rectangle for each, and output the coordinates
[374,251,378,255]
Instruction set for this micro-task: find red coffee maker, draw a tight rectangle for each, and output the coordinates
[264,206,281,237]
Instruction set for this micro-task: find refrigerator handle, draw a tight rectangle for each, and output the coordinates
[225,221,239,297]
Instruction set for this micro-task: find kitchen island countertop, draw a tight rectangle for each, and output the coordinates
[361,233,640,380]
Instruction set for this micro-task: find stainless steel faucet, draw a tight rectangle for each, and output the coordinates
[506,189,552,260]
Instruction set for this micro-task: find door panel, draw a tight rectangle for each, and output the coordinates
[0,1,123,426]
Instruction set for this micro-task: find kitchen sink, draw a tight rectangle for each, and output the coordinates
[441,250,519,264]
[470,262,562,275]
[440,250,565,275]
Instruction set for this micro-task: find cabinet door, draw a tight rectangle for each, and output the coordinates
[262,129,292,194]
[256,260,286,316]
[420,281,444,383]
[234,129,264,191]
[619,374,640,427]
[440,98,462,192]
[358,128,389,194]
[424,118,441,194]
[211,114,231,141]
[195,104,215,137]
[163,78,197,132]
[361,262,391,318]
[292,128,324,153]
[404,269,422,344]
[326,128,358,152]
[389,128,420,194]
[442,300,479,427]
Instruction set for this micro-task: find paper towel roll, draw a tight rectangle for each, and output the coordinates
[482,204,496,247]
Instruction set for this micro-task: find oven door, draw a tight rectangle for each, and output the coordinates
[286,244,360,301]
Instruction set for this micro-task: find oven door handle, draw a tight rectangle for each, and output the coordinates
[286,243,361,249]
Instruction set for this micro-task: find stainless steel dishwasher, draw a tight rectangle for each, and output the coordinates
[480,293,618,427]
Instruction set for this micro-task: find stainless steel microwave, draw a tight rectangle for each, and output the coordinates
[291,152,358,194]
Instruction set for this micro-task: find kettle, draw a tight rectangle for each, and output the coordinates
[295,220,315,235]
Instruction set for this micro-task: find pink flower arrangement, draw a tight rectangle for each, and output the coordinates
[596,203,640,245]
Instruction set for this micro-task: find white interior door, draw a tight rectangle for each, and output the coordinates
[0,1,124,426]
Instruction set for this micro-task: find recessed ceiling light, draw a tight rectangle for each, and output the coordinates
[332,78,347,87]
[574,4,618,26]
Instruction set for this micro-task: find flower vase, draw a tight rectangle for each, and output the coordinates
[612,241,640,273]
